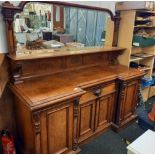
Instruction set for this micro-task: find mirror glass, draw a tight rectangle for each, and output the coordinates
[13,2,111,55]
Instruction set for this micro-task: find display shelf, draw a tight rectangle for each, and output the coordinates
[130,55,154,62]
[136,10,155,16]
[140,67,151,72]
[130,56,143,62]
[117,7,155,102]
[134,25,155,28]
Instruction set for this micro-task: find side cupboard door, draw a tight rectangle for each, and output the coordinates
[121,80,139,123]
[33,102,74,154]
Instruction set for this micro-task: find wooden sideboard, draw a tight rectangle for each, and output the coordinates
[0,1,144,154]
[6,47,145,153]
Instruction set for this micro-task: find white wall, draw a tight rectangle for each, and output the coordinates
[0,7,8,53]
[0,1,116,53]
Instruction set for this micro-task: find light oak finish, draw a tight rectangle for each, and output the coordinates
[8,47,124,84]
[117,11,136,67]
[114,80,139,129]
[10,59,145,153]
[1,1,146,153]
[116,9,155,101]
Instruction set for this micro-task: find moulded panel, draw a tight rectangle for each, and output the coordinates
[46,105,73,153]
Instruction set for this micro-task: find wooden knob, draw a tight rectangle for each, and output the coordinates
[93,89,101,97]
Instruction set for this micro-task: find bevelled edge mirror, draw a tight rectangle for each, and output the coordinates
[1,1,120,56]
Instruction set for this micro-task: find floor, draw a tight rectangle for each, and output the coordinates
[80,122,145,154]
[80,97,155,154]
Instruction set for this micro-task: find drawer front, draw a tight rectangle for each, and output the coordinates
[80,83,116,104]
[80,91,97,104]
[100,83,116,96]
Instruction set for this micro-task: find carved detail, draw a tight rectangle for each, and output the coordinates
[137,81,143,107]
[118,80,127,122]
[73,99,79,117]
[11,62,23,84]
[120,81,127,102]
[32,112,41,134]
[108,52,122,65]
[113,12,121,46]
[73,99,79,151]
[2,2,17,22]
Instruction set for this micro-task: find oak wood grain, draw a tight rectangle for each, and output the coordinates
[8,47,125,61]
[10,64,144,111]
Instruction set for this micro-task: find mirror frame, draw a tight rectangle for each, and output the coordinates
[2,1,120,56]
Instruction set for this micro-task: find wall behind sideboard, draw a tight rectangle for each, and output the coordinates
[0,1,116,53]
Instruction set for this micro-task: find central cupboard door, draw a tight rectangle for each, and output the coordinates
[95,93,115,132]
[78,100,96,143]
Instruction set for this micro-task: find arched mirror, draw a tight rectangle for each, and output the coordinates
[2,1,118,56]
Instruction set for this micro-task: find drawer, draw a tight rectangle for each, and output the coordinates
[80,91,96,104]
[80,83,116,104]
[100,83,116,96]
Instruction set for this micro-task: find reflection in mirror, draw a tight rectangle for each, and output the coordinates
[13,2,111,55]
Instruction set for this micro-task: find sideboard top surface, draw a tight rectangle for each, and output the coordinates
[11,64,144,110]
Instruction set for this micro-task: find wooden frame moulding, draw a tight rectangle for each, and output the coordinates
[1,1,121,56]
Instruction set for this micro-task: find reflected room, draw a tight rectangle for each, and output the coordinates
[13,2,110,55]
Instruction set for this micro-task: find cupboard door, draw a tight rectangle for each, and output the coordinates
[95,93,115,132]
[78,101,96,143]
[120,81,138,125]
[39,103,73,154]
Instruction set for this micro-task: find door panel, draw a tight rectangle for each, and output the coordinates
[40,104,73,154]
[78,101,95,142]
[121,81,138,122]
[95,94,114,132]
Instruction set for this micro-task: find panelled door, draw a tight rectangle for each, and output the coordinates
[78,100,96,143]
[39,103,73,154]
[95,93,115,132]
[120,80,139,125]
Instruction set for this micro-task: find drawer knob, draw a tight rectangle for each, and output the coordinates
[93,89,101,97]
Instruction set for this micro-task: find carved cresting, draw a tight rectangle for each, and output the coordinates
[1,1,21,55]
[73,99,80,151]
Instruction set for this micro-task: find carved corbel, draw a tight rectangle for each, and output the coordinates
[1,1,21,55]
[32,112,41,134]
[10,62,23,84]
[120,81,127,104]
